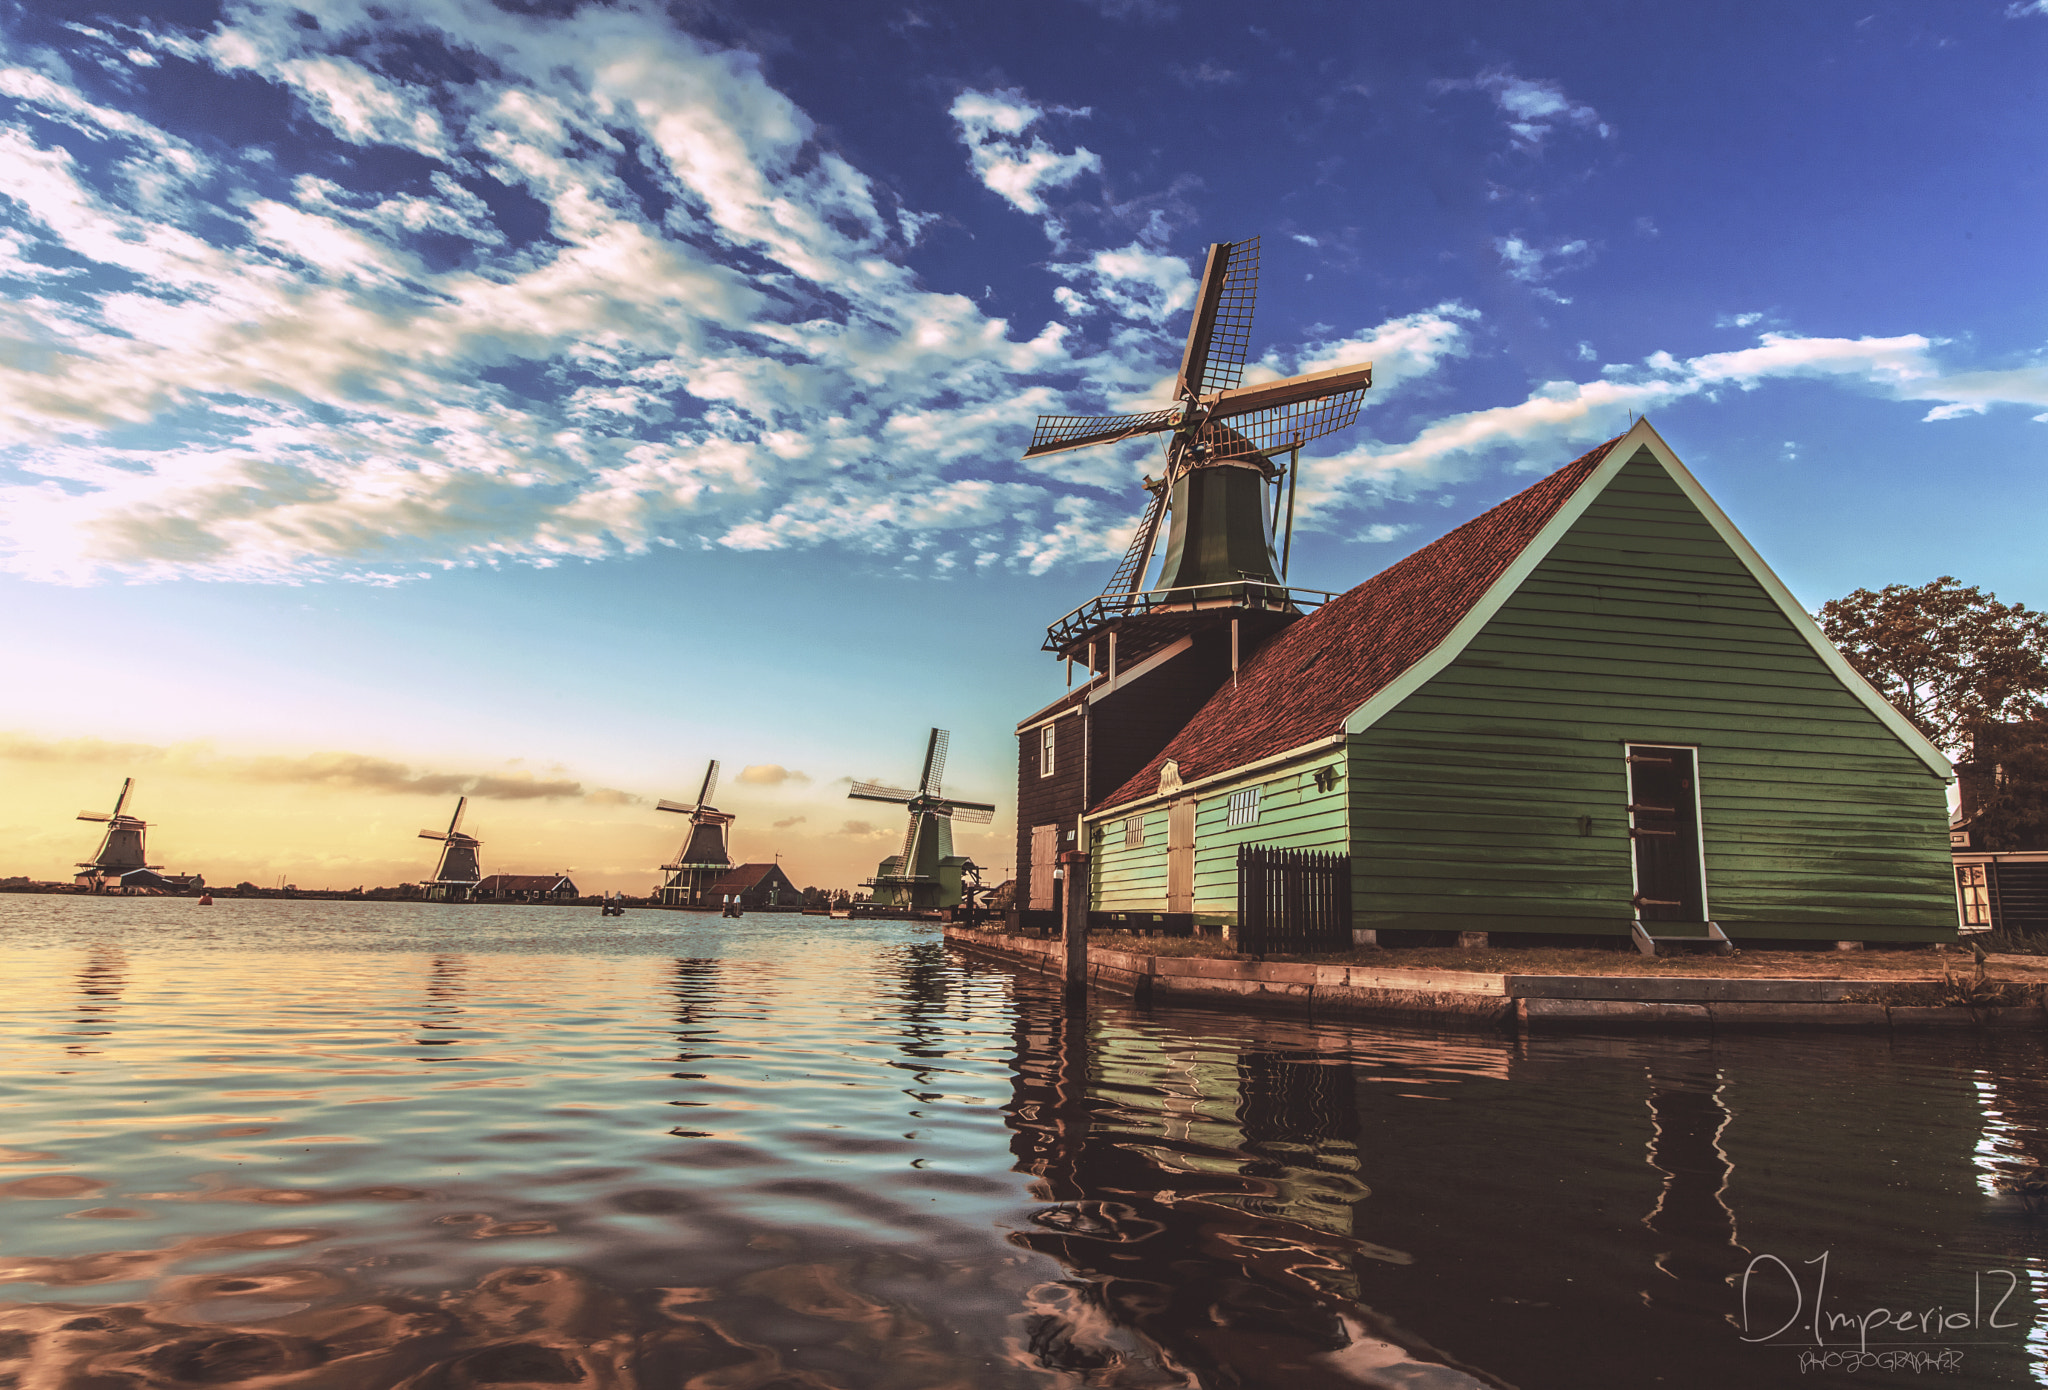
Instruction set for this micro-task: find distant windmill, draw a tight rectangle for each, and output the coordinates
[419,796,483,902]
[75,778,156,891]
[849,729,995,912]
[654,760,735,908]
[1025,235,1374,666]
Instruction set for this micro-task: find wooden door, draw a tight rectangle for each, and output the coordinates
[1626,746,1706,921]
[1166,798,1195,913]
[1030,824,1059,910]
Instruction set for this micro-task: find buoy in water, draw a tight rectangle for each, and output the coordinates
[198,894,213,906]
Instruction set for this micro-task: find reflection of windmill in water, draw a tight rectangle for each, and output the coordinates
[850,729,994,912]
[66,947,127,1057]
[418,797,483,902]
[654,761,733,908]
[999,1001,1508,1387]
[74,778,155,891]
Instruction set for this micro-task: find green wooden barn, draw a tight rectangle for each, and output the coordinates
[1084,420,1957,947]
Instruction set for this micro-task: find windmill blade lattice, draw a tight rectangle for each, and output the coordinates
[1101,489,1169,598]
[1194,386,1371,464]
[848,781,918,803]
[1184,236,1260,398]
[919,729,949,798]
[1023,405,1180,460]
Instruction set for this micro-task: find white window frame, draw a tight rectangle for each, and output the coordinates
[1124,815,1145,849]
[1226,786,1262,828]
[1957,864,1991,929]
[1040,724,1056,778]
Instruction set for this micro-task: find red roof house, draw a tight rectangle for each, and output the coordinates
[1033,420,1955,949]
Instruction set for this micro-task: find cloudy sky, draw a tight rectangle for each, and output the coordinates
[3,0,2045,891]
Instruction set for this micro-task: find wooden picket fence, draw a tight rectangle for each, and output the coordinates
[1236,845,1352,957]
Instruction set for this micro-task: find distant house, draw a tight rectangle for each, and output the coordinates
[96,869,205,895]
[1949,721,2048,933]
[708,862,801,909]
[1033,421,1957,948]
[472,874,579,903]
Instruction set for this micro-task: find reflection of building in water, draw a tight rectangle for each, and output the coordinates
[1639,1062,1744,1319]
[65,947,127,1057]
[1001,1000,1508,1387]
[1339,1034,2005,1387]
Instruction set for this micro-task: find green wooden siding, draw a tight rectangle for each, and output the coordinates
[1349,448,1954,941]
[1191,759,1347,916]
[1090,754,1346,918]
[1092,807,1168,911]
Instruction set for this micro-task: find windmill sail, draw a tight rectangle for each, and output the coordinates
[1023,234,1375,660]
[852,728,995,913]
[76,777,154,879]
[655,759,735,907]
[419,796,482,897]
[1179,236,1260,399]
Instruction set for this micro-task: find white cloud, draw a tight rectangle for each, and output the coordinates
[1494,234,1592,284]
[1051,242,1196,324]
[1310,331,2048,508]
[0,6,1163,584]
[1440,68,1612,149]
[949,88,1101,221]
[0,5,2037,596]
[1717,311,1765,328]
[738,764,810,785]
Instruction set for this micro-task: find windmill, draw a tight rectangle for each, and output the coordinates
[75,778,156,891]
[1024,236,1374,668]
[654,760,735,908]
[418,796,483,901]
[850,729,995,912]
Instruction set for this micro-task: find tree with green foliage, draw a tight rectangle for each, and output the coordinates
[1817,576,2048,756]
[1964,722,2048,852]
[1820,577,2048,851]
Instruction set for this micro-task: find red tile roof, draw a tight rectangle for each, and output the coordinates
[1095,438,1621,812]
[711,863,795,893]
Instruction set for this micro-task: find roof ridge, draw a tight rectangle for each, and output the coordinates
[1093,436,1623,811]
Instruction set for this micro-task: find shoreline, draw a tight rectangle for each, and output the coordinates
[942,924,2048,1032]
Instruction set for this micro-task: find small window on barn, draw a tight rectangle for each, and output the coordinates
[1957,865,1991,927]
[1040,724,1056,778]
[1124,815,1145,849]
[1226,786,1262,828]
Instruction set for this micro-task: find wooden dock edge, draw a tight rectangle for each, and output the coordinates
[939,926,2048,1034]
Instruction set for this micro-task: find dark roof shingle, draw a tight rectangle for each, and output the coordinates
[710,863,793,892]
[1095,438,1620,812]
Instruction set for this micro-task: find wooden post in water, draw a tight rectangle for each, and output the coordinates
[1060,848,1089,1003]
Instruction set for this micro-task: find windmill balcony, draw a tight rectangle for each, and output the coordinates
[1043,579,1334,661]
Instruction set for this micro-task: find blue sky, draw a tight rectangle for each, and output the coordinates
[2,0,2045,890]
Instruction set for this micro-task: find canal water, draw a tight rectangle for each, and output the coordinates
[1,897,2044,1388]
